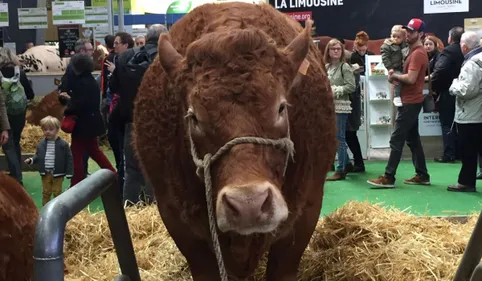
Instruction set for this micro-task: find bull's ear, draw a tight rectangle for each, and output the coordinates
[159,33,183,77]
[283,20,312,72]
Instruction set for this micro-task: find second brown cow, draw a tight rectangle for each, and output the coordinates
[134,2,336,281]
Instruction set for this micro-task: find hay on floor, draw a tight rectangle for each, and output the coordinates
[0,123,110,155]
[21,124,72,154]
[64,201,477,281]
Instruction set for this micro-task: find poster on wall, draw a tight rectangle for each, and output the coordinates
[18,8,48,29]
[92,0,131,14]
[0,3,9,27]
[53,1,86,25]
[284,11,312,22]
[135,0,261,14]
[84,6,109,28]
[58,25,80,57]
[424,0,469,14]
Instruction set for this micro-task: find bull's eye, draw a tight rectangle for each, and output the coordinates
[191,114,198,123]
[278,104,286,114]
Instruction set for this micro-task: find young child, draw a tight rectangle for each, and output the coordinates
[25,116,73,206]
[380,25,409,107]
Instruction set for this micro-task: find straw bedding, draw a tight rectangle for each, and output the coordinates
[63,201,477,281]
[20,124,72,153]
[0,122,109,155]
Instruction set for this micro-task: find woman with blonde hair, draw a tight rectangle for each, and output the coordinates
[324,39,356,181]
[0,47,35,185]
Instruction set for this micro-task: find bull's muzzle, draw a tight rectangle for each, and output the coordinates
[216,181,288,235]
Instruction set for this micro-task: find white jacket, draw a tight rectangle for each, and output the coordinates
[449,52,482,124]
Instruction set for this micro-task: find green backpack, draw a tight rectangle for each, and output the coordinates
[1,66,27,115]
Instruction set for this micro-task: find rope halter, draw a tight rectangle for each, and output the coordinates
[187,121,295,281]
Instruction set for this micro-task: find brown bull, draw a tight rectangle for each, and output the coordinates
[0,172,39,281]
[133,2,336,281]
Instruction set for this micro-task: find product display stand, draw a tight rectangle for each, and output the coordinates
[364,55,393,158]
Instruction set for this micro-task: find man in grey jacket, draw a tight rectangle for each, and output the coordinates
[447,31,482,192]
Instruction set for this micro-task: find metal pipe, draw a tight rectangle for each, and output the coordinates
[33,169,140,281]
[107,0,114,34]
[118,0,124,32]
[470,264,482,281]
[453,209,482,281]
[101,177,141,281]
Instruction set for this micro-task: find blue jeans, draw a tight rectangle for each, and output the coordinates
[336,113,349,172]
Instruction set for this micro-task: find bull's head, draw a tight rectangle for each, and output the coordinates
[159,21,312,235]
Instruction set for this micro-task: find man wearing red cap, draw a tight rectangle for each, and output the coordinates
[368,18,430,188]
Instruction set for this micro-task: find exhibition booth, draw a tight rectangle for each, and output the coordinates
[356,55,442,160]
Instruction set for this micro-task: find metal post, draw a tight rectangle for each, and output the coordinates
[33,169,141,281]
[101,176,140,281]
[118,0,124,32]
[469,264,482,281]
[107,0,114,34]
[453,209,482,281]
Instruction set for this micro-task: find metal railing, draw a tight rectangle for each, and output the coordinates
[33,169,141,281]
[453,209,482,281]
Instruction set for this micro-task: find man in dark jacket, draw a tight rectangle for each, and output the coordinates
[109,24,167,205]
[430,27,465,163]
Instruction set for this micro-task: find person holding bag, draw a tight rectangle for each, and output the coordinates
[59,53,116,187]
[324,38,356,181]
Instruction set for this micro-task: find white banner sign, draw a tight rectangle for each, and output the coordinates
[18,8,48,29]
[52,1,85,25]
[419,111,442,136]
[84,6,109,28]
[424,0,469,14]
[0,3,9,27]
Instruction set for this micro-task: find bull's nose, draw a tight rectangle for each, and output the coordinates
[222,187,271,220]
[216,182,288,235]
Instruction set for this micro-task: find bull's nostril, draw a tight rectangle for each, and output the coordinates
[260,188,272,213]
[223,194,240,217]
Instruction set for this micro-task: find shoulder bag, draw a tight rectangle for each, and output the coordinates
[423,57,435,113]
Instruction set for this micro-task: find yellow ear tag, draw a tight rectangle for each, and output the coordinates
[298,58,310,75]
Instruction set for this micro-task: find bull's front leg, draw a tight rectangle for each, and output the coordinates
[161,213,222,281]
[265,193,323,281]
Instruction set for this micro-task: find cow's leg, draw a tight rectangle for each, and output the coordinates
[265,188,323,281]
[161,212,223,281]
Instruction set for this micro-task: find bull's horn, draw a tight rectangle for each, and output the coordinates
[158,34,183,77]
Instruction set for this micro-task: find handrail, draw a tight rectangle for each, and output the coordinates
[453,209,482,281]
[33,169,141,281]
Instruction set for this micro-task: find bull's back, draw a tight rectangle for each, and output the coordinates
[168,3,304,56]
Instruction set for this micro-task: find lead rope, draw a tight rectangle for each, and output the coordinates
[188,122,295,281]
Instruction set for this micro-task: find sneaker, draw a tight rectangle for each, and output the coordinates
[434,157,456,163]
[404,175,431,185]
[326,171,346,181]
[367,175,395,188]
[447,183,476,192]
[393,97,403,107]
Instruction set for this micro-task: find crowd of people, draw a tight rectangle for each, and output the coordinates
[0,24,168,206]
[0,17,481,208]
[325,18,482,192]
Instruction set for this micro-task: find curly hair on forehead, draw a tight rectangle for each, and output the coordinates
[185,28,279,71]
